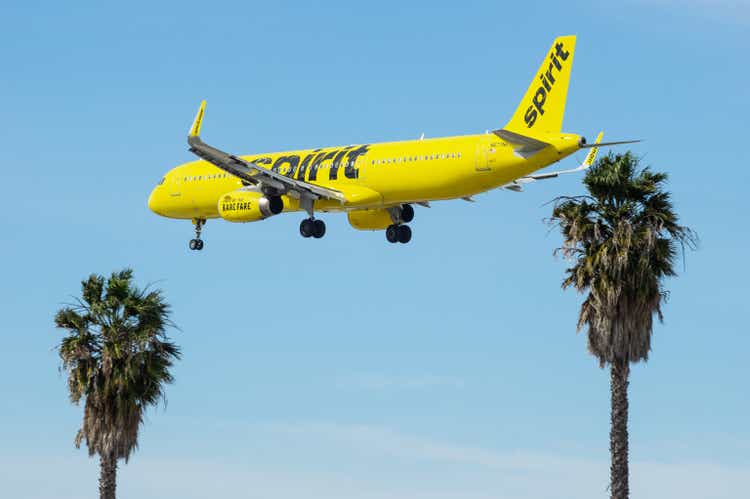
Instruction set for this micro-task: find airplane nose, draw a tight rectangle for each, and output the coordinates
[147,189,162,215]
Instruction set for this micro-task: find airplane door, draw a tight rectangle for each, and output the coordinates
[169,175,182,197]
[475,140,490,172]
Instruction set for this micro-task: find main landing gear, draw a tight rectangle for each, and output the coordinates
[298,195,326,239]
[299,218,326,238]
[386,224,412,244]
[189,218,205,251]
[385,203,414,244]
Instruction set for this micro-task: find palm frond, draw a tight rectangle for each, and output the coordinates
[549,152,696,366]
[54,269,179,462]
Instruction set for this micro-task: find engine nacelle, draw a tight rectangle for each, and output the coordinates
[218,191,283,223]
[347,208,393,231]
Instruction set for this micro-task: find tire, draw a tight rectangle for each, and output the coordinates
[397,224,412,244]
[401,204,414,223]
[189,239,197,250]
[312,219,326,238]
[385,225,399,243]
[300,219,314,238]
[196,239,204,250]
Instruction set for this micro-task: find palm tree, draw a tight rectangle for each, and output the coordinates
[54,269,181,499]
[549,152,696,499]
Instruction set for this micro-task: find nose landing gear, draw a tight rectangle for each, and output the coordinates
[189,218,206,251]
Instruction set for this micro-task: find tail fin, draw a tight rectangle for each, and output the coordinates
[504,35,576,135]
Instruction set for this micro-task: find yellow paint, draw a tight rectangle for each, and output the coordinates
[505,35,576,135]
[148,36,588,231]
[583,131,604,167]
[347,208,393,231]
[189,100,205,137]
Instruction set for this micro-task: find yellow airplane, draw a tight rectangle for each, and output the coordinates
[148,35,635,249]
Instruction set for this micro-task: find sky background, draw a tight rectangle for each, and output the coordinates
[2,1,749,498]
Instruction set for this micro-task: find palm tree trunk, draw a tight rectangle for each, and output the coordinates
[99,454,117,499]
[609,360,630,499]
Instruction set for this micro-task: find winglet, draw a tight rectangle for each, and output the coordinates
[189,100,206,138]
[582,131,603,167]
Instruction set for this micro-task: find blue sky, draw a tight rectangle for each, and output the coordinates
[2,1,748,497]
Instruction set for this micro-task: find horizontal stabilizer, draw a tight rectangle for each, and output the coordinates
[492,129,550,158]
[501,131,605,192]
[580,139,640,148]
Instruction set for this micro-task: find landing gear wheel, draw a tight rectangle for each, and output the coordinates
[190,218,206,251]
[386,225,399,243]
[401,204,415,223]
[312,219,326,239]
[397,224,412,244]
[300,218,314,238]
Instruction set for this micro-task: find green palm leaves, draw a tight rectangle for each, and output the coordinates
[55,269,180,462]
[551,152,696,367]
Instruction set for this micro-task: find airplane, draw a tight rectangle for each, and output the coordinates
[148,35,637,250]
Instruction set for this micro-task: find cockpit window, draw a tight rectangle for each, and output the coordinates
[158,177,166,185]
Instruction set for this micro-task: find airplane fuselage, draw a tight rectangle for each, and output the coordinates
[148,131,582,220]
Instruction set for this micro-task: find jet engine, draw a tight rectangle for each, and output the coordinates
[218,191,283,223]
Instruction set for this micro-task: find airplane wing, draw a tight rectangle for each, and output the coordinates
[502,131,604,192]
[186,101,346,203]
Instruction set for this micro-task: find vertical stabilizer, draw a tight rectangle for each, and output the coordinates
[504,35,576,136]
